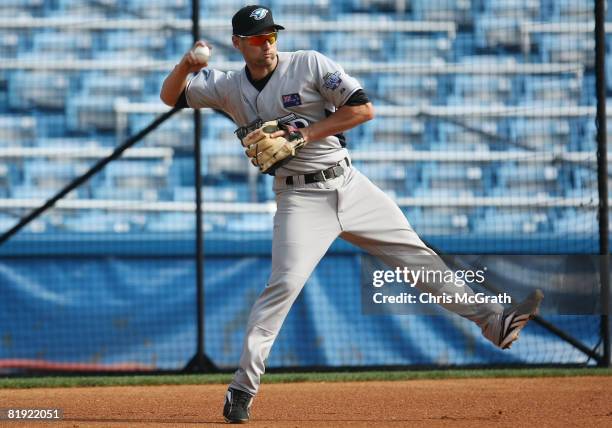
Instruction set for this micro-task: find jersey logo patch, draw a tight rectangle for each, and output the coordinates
[250,8,268,20]
[323,71,343,90]
[282,93,302,108]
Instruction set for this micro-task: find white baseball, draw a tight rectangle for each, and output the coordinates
[193,45,210,63]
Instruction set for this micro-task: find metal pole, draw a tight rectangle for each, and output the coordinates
[184,0,216,372]
[595,0,610,367]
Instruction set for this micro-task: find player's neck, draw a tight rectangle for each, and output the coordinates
[246,55,278,81]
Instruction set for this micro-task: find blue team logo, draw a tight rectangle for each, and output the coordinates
[323,71,342,91]
[250,8,268,20]
[282,93,302,108]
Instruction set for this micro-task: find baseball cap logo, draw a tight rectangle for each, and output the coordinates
[249,7,268,20]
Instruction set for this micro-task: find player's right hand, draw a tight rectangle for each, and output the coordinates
[180,41,212,73]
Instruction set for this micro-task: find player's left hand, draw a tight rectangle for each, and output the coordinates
[241,121,306,173]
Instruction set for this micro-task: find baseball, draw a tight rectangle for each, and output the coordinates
[193,45,210,63]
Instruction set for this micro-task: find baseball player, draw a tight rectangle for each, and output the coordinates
[160,5,543,424]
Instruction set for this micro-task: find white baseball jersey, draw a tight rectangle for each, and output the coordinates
[185,50,363,175]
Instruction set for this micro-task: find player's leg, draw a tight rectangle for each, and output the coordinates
[228,186,342,400]
[337,167,541,346]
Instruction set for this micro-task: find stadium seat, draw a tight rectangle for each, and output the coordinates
[393,35,452,63]
[472,208,548,234]
[376,75,438,105]
[483,0,541,20]
[452,75,512,104]
[0,115,37,147]
[125,0,190,18]
[360,116,426,144]
[0,32,19,58]
[103,31,167,57]
[32,31,93,57]
[519,75,581,106]
[146,212,196,233]
[411,0,473,24]
[323,32,386,62]
[421,162,485,193]
[474,15,521,48]
[507,118,571,151]
[8,71,71,110]
[65,95,117,133]
[550,0,592,21]
[104,160,169,191]
[537,34,595,65]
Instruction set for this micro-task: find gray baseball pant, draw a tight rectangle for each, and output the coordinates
[230,162,503,395]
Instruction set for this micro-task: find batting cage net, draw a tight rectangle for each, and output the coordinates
[0,0,609,374]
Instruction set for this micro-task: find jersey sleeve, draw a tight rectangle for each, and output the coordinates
[310,51,362,108]
[185,68,233,110]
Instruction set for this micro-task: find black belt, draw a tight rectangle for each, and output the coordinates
[285,157,350,185]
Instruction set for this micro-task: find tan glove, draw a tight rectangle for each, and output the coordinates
[241,120,306,173]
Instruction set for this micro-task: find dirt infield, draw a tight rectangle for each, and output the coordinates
[1,376,611,427]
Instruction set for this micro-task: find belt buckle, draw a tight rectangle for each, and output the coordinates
[320,169,330,181]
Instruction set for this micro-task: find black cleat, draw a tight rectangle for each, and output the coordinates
[223,387,253,424]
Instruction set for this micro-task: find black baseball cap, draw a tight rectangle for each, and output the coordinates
[232,5,285,36]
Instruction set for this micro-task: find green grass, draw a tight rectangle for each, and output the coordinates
[1,367,611,389]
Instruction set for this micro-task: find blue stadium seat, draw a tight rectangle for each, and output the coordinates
[435,121,498,144]
[278,33,318,52]
[323,32,386,62]
[202,0,258,17]
[483,0,541,20]
[0,32,19,58]
[0,115,37,147]
[22,159,92,193]
[8,71,70,110]
[495,162,561,196]
[92,186,164,201]
[507,118,571,151]
[553,209,597,234]
[103,31,167,57]
[421,162,485,192]
[55,0,119,17]
[349,0,405,14]
[376,75,438,105]
[0,212,47,234]
[146,212,196,233]
[81,73,145,99]
[360,116,426,144]
[31,31,93,57]
[472,208,548,234]
[474,15,521,48]
[410,207,471,235]
[272,0,331,16]
[104,160,169,192]
[226,213,274,232]
[61,212,134,233]
[452,75,512,104]
[550,0,592,21]
[65,95,117,133]
[537,33,594,64]
[126,0,190,18]
[129,114,192,149]
[412,0,473,24]
[519,75,581,105]
[203,115,242,148]
[393,35,451,63]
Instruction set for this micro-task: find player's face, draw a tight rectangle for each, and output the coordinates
[233,29,278,68]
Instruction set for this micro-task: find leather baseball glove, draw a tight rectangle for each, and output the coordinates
[235,116,306,173]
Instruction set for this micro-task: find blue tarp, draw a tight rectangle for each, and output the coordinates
[0,234,603,371]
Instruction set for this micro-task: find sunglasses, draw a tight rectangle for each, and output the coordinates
[237,32,278,47]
